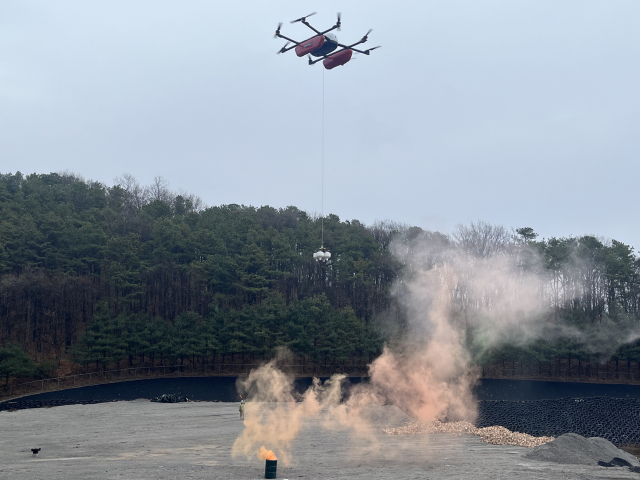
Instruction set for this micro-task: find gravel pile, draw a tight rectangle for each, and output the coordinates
[478,396,640,445]
[476,426,555,447]
[384,420,554,448]
[524,433,640,467]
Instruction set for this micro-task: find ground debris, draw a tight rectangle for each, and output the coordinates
[150,393,191,403]
[384,420,554,448]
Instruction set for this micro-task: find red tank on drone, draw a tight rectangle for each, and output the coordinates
[274,12,380,70]
[295,35,325,57]
[323,49,353,70]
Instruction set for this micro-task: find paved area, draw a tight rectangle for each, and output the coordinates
[0,400,638,479]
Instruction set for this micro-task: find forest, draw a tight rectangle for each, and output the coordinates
[0,171,639,385]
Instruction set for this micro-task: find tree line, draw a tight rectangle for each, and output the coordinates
[0,172,639,385]
[0,171,394,382]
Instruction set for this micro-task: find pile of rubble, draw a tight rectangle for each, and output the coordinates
[150,393,191,403]
[384,420,554,448]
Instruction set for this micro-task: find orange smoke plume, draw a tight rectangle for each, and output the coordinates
[232,359,348,465]
[258,446,277,461]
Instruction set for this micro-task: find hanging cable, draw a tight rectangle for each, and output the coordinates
[313,66,330,263]
[321,66,325,247]
[313,64,331,262]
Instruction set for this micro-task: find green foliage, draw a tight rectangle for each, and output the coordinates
[1,171,640,376]
[516,227,538,242]
[73,302,127,370]
[0,172,396,370]
[33,359,59,379]
[0,344,36,385]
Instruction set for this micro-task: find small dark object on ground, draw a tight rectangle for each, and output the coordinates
[31,448,40,454]
[598,457,633,467]
[150,393,190,403]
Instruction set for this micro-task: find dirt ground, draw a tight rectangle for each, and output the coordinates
[1,401,638,479]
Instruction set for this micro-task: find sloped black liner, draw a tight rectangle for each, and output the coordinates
[476,379,640,401]
[0,398,102,410]
[0,376,364,405]
[477,396,640,445]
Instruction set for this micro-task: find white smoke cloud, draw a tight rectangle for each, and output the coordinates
[233,226,640,463]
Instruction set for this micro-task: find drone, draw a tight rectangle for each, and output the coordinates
[274,12,380,70]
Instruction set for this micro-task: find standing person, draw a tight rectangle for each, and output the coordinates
[239,399,245,420]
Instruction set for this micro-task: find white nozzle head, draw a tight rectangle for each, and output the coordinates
[313,249,331,261]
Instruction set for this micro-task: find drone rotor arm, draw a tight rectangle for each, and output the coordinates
[301,21,321,34]
[275,33,300,44]
[290,12,322,34]
[308,46,350,65]
[337,38,367,50]
[277,41,293,54]
[318,25,339,36]
[334,29,373,51]
[273,22,283,39]
[307,52,329,65]
[290,12,317,24]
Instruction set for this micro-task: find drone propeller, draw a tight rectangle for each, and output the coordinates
[365,46,381,54]
[290,12,316,24]
[277,41,291,54]
[274,22,282,38]
[362,29,373,41]
[336,12,342,31]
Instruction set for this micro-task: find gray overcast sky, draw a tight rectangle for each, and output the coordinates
[1,1,639,249]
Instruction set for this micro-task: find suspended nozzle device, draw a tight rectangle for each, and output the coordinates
[313,246,331,262]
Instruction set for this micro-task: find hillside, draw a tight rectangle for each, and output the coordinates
[1,171,639,386]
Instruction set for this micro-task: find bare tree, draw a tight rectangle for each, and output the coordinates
[369,220,407,250]
[114,173,146,210]
[145,176,174,204]
[453,221,512,258]
[176,190,206,212]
